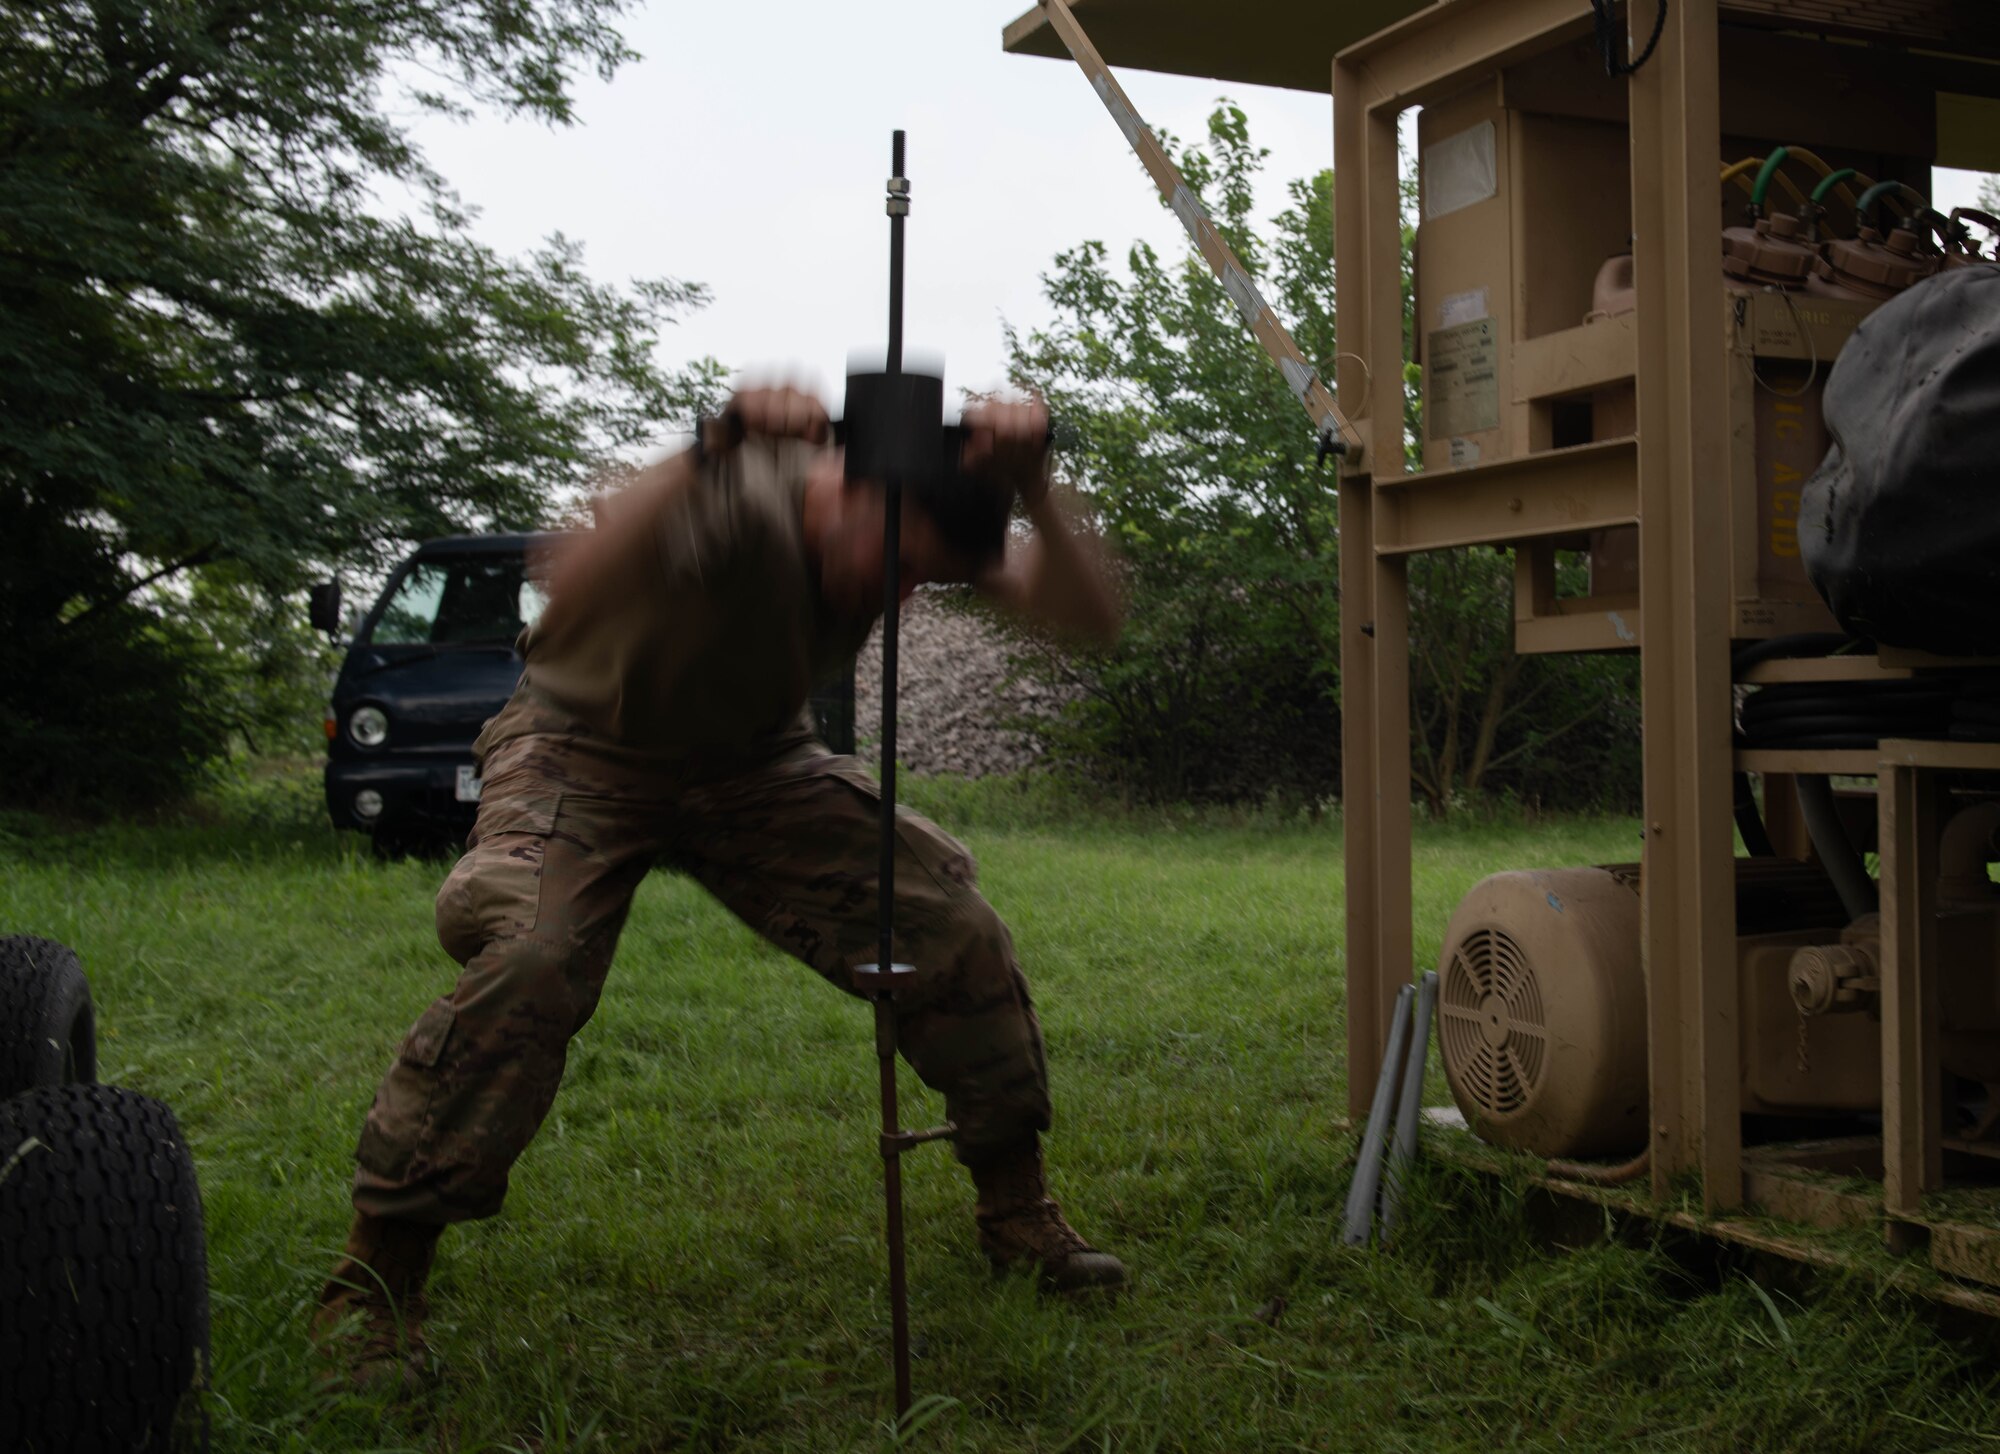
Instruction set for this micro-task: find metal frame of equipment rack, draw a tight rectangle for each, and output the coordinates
[1332,0,2000,1301]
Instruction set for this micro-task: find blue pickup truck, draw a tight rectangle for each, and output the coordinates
[313,532,857,855]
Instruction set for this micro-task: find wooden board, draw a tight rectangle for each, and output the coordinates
[1005,1,2000,98]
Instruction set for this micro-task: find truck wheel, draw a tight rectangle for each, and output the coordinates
[0,1085,210,1453]
[0,935,96,1097]
[369,817,418,861]
[371,819,458,863]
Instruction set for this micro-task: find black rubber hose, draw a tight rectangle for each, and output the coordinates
[1742,686,1955,713]
[1744,713,1944,741]
[1744,733,1884,750]
[1742,710,1948,733]
[1738,678,1959,748]
[1731,633,1863,675]
[1797,773,1877,920]
[1591,0,1667,78]
[1734,772,1777,858]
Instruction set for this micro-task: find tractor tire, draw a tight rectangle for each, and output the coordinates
[0,934,96,1096]
[0,1084,210,1453]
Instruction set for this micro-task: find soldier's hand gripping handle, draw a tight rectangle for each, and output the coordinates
[694,385,831,462]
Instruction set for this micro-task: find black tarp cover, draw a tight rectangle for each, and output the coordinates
[1800,264,2000,655]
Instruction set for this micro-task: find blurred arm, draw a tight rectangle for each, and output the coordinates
[546,384,827,611]
[975,484,1124,648]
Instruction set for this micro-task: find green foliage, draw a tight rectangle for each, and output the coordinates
[1407,546,1642,816]
[0,0,723,810]
[0,585,235,816]
[1008,106,1342,803]
[1008,106,1639,811]
[0,557,338,810]
[173,571,343,760]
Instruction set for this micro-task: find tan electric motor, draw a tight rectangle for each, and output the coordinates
[1436,868,1648,1158]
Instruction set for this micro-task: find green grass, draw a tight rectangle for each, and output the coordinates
[4,777,1998,1451]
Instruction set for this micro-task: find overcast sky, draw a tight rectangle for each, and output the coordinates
[403,1,1995,434]
[405,2,1334,416]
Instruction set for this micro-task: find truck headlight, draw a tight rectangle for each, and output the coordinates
[349,705,389,747]
[354,789,385,821]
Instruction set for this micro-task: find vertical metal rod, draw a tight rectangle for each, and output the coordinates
[879,126,905,979]
[876,126,912,1424]
[887,129,906,376]
[874,998,911,1419]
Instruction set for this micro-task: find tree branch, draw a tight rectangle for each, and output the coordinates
[62,542,221,630]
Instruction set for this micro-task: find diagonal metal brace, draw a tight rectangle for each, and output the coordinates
[1037,0,1362,466]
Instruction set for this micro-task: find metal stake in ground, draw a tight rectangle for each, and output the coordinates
[849,128,957,1426]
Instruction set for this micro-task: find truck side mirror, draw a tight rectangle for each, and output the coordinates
[309,580,343,636]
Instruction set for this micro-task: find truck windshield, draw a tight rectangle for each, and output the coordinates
[369,556,548,647]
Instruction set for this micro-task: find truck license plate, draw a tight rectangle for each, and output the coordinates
[455,765,482,802]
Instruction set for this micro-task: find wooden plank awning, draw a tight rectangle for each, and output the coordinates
[1000,0,1427,93]
[1001,0,2000,89]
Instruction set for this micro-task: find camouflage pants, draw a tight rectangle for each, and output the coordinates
[351,730,1052,1225]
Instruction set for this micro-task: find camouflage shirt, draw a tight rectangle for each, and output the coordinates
[476,438,877,762]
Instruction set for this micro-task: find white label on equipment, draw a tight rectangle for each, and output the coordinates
[1440,287,1490,330]
[1422,121,1497,221]
[455,765,483,802]
[1428,319,1500,441]
[1449,437,1483,469]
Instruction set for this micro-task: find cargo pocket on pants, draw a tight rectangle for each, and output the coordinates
[399,998,456,1068]
[820,763,977,894]
[356,998,459,1184]
[451,794,560,945]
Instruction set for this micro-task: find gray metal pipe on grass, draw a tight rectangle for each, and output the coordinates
[1342,982,1413,1248]
[1377,970,1438,1241]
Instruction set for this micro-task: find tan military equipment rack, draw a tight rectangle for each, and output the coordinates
[1008,0,2000,1311]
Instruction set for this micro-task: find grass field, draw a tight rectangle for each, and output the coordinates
[4,777,1999,1452]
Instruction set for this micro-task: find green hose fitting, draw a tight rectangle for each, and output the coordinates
[1751,147,1790,212]
[1856,179,1926,231]
[1810,168,1857,206]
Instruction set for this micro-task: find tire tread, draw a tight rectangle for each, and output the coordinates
[0,1084,210,1453]
[0,934,95,1094]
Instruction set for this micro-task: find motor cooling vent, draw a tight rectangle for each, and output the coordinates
[1439,928,1548,1118]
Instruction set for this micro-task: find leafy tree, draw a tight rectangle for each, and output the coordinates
[1406,547,1639,815]
[1007,105,1639,811]
[1,0,722,807]
[1006,105,1342,802]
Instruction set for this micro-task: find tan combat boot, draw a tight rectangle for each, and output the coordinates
[969,1139,1126,1294]
[309,1213,442,1392]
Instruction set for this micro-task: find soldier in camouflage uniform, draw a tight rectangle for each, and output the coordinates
[312,389,1126,1387]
